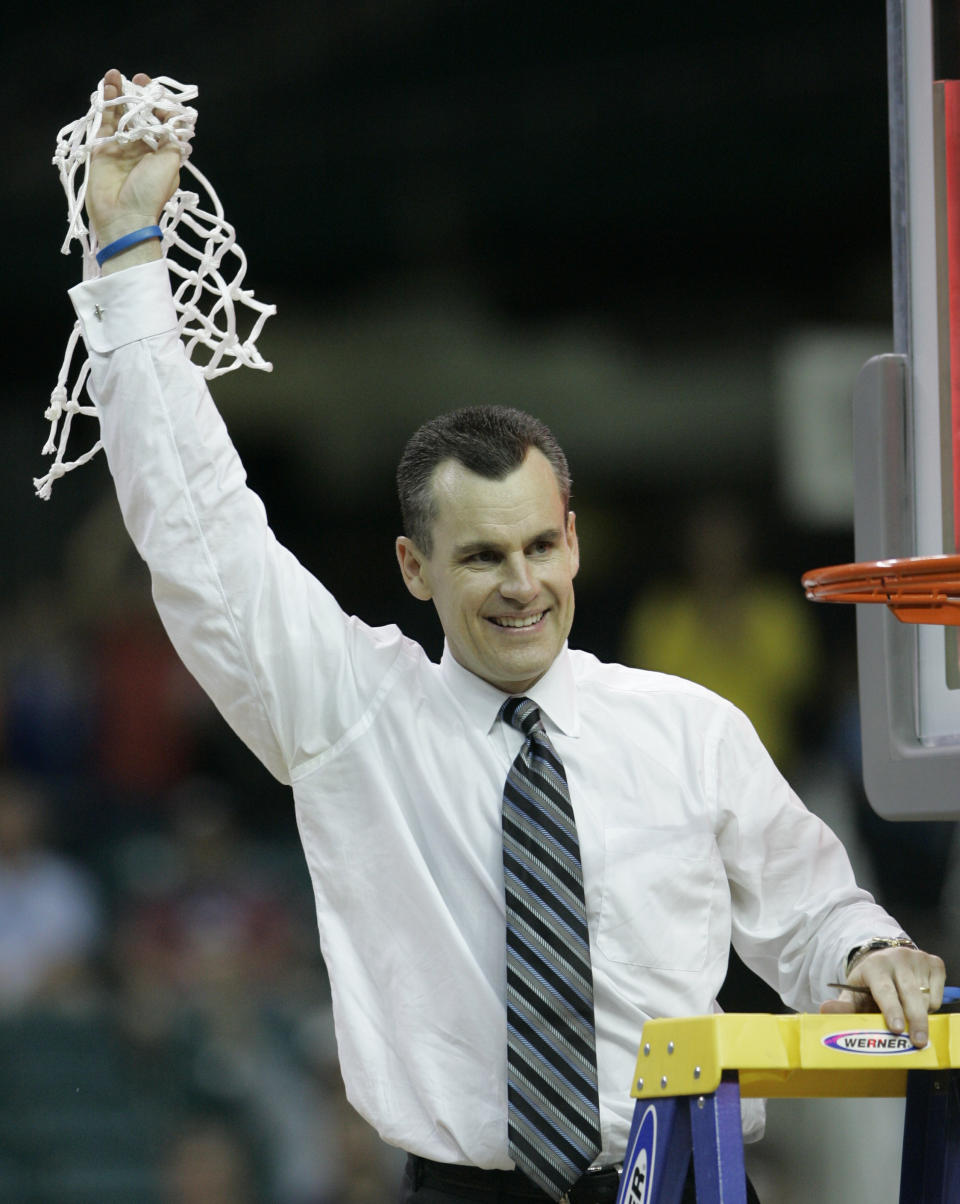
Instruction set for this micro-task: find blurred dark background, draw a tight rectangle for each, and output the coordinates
[7,1,892,630]
[0,4,952,1201]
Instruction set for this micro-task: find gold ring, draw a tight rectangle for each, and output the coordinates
[918,986,931,993]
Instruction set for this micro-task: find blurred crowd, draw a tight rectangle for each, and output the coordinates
[0,489,956,1203]
[0,505,406,1202]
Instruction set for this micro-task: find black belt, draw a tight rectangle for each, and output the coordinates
[406,1155,622,1203]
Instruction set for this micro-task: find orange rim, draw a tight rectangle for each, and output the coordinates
[802,554,960,625]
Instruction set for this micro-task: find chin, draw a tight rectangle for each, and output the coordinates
[489,660,552,694]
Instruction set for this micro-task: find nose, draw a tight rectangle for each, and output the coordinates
[499,554,537,602]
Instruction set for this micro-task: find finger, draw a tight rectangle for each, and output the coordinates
[98,70,124,139]
[127,73,173,132]
[860,976,908,1037]
[98,71,156,138]
[898,985,931,1048]
[820,997,856,1016]
[894,963,943,1046]
[870,978,931,1046]
[927,956,947,1012]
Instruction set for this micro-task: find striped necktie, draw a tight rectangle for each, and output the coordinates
[500,696,602,1200]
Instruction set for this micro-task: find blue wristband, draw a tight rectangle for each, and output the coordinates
[95,225,163,266]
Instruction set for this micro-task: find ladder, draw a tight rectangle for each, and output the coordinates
[615,1012,960,1202]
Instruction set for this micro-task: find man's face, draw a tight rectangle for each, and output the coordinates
[396,448,579,694]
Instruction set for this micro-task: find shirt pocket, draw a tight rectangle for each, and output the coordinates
[595,826,720,971]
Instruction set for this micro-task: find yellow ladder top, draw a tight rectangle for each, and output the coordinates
[632,1013,960,1101]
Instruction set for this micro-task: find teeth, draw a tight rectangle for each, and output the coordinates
[492,613,544,628]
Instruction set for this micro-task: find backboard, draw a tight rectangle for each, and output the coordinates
[853,0,960,816]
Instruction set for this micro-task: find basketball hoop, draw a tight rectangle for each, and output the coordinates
[802,554,960,625]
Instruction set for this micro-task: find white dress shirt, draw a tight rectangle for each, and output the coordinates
[68,260,903,1167]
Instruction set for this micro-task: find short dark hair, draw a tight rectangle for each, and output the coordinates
[397,406,571,555]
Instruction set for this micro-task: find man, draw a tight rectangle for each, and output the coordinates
[66,69,944,1202]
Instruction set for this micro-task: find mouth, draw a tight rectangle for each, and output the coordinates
[487,611,547,629]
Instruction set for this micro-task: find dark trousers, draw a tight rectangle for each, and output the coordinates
[398,1155,762,1203]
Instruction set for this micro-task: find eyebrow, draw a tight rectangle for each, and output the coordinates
[452,528,563,559]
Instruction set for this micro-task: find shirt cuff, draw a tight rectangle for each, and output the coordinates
[69,258,178,354]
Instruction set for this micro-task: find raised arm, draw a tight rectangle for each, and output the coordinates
[67,72,410,785]
[86,68,180,274]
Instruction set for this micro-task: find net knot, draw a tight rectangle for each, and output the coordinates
[44,385,68,423]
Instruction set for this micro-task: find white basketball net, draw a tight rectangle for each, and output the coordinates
[37,74,276,499]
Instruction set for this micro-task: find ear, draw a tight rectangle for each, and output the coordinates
[396,536,433,601]
[566,510,580,579]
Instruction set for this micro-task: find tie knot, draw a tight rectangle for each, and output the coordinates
[500,696,544,739]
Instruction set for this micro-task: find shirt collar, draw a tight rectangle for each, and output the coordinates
[439,643,580,738]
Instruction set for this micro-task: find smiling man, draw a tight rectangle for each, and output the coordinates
[396,421,579,695]
[58,69,947,1204]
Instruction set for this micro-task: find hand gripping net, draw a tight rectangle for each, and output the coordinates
[37,74,276,499]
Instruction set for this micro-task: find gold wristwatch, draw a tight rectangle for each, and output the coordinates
[845,936,918,978]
